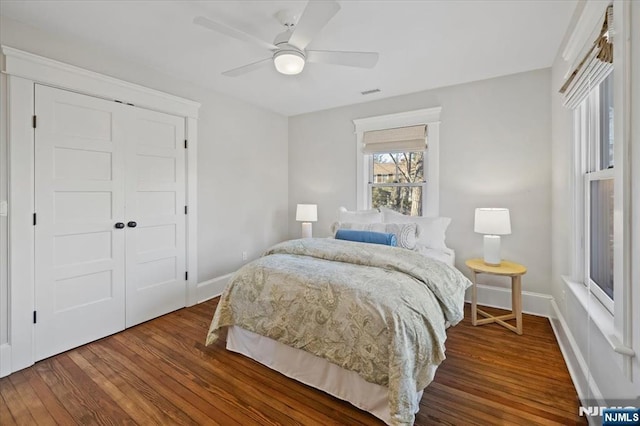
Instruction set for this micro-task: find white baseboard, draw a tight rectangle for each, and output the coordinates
[465,284,553,317]
[549,299,604,426]
[197,273,233,303]
[0,343,11,378]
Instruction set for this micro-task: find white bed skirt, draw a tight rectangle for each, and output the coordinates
[227,326,429,425]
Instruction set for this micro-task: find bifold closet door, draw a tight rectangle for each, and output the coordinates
[124,108,186,327]
[34,84,187,359]
[34,85,127,360]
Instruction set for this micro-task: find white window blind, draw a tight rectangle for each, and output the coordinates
[362,124,426,154]
[560,6,613,109]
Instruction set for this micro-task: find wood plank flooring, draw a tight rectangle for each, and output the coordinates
[1,299,587,425]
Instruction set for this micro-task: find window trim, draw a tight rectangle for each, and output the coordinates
[353,107,441,216]
[610,2,633,366]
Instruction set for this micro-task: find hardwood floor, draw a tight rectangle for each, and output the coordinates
[1,299,587,425]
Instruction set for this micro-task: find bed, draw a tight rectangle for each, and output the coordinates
[206,236,471,425]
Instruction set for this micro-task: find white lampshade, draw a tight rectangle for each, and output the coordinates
[274,50,305,75]
[296,204,317,222]
[474,208,511,235]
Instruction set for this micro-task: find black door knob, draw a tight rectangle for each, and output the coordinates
[115,222,125,229]
[127,221,137,228]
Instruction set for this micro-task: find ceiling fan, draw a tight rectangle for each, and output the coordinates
[193,0,379,77]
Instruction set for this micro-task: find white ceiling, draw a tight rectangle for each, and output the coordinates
[0,0,576,116]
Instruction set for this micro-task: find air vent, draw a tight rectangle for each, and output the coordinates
[361,88,381,95]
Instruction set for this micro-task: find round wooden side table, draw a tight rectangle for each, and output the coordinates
[465,258,527,335]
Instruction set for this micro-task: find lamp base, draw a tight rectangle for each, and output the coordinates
[301,222,313,239]
[483,235,501,266]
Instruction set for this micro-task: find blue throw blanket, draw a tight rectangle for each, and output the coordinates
[335,229,397,246]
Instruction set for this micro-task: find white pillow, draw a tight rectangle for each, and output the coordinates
[331,222,418,250]
[337,207,383,224]
[379,207,451,251]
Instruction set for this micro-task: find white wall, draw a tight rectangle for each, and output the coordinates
[550,0,640,404]
[0,16,289,346]
[196,94,288,279]
[289,69,552,296]
[0,73,8,346]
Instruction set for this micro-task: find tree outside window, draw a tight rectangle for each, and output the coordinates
[370,151,424,216]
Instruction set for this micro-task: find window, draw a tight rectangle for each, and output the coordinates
[561,5,616,314]
[561,1,634,359]
[370,152,424,216]
[353,107,441,217]
[578,72,614,312]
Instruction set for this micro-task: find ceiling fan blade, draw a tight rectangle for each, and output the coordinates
[193,16,277,51]
[306,50,379,68]
[222,58,272,77]
[288,0,341,49]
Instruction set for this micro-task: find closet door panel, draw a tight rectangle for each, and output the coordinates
[124,108,186,327]
[34,85,127,360]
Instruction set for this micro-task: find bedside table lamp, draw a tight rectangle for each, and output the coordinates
[296,204,317,238]
[474,208,511,266]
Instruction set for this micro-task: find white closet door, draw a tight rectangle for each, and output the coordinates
[34,85,127,360]
[124,107,186,327]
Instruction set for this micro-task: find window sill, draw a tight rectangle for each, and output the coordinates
[561,276,635,357]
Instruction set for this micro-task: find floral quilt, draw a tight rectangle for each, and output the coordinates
[206,238,471,425]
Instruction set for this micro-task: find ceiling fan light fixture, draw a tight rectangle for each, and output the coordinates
[196,0,379,78]
[274,50,305,75]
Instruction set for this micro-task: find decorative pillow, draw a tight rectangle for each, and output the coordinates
[337,207,383,224]
[379,207,451,251]
[335,229,397,247]
[331,222,418,250]
[383,223,419,250]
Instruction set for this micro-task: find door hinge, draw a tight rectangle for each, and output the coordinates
[33,311,37,324]
[32,115,37,128]
[33,213,37,226]
[185,271,188,281]
[184,139,188,149]
[184,205,188,215]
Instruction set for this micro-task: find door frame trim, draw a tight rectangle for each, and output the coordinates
[1,45,200,376]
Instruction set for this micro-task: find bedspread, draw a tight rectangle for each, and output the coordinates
[206,238,471,425]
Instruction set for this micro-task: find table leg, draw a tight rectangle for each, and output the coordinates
[471,271,478,326]
[512,275,523,335]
